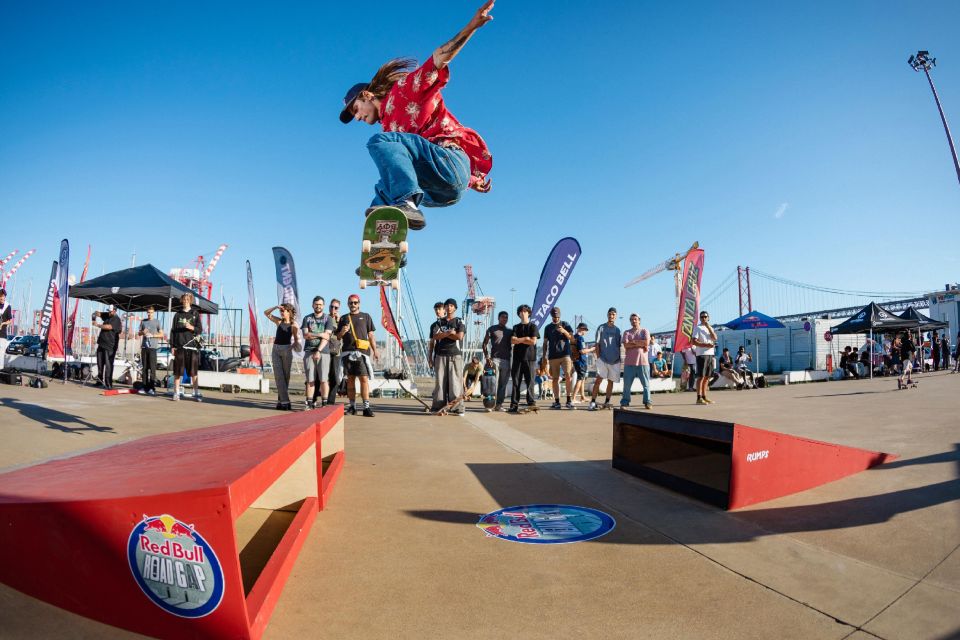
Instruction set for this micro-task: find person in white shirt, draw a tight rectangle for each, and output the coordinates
[690,310,718,405]
[735,346,755,388]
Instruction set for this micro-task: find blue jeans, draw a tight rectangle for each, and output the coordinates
[621,364,651,406]
[367,132,470,208]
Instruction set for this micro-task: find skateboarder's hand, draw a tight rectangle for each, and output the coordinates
[470,0,495,30]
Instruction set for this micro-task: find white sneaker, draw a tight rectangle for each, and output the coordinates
[588,401,597,411]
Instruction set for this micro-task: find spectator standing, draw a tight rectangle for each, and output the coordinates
[621,313,652,409]
[482,311,512,411]
[681,346,697,391]
[898,331,916,389]
[170,293,203,401]
[427,301,445,411]
[94,306,122,390]
[264,303,301,410]
[0,288,12,370]
[572,322,590,404]
[325,299,343,406]
[542,307,575,409]
[301,296,334,409]
[590,307,622,411]
[336,294,378,416]
[691,310,717,405]
[430,298,466,415]
[508,304,539,411]
[940,333,950,370]
[932,331,941,371]
[138,305,164,396]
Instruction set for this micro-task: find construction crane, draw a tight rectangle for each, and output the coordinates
[462,265,496,358]
[623,241,699,328]
[169,244,228,302]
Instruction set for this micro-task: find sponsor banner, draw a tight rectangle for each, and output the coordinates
[246,261,263,367]
[379,285,403,350]
[37,261,59,344]
[530,237,582,328]
[673,248,705,353]
[272,247,300,321]
[477,504,615,544]
[66,245,91,354]
[127,513,225,618]
[57,239,69,369]
[47,291,64,358]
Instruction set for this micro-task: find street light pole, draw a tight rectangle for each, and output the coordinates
[909,50,960,187]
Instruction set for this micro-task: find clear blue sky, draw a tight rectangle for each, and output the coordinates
[1,1,958,337]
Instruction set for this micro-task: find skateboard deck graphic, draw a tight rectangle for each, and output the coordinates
[359,207,408,289]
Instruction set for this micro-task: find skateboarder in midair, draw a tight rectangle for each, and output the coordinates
[339,1,495,231]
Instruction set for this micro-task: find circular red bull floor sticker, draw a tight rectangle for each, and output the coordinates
[477,504,615,544]
[127,514,224,617]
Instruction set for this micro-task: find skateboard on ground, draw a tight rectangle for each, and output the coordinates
[897,380,918,390]
[359,207,408,290]
[397,380,433,413]
[512,405,539,415]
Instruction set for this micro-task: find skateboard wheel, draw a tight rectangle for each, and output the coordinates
[359,279,367,289]
[362,239,371,253]
[399,241,408,254]
[391,279,400,290]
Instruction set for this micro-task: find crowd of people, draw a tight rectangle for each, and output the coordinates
[836,329,958,388]
[78,291,958,416]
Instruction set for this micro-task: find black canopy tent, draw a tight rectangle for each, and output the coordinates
[70,264,218,314]
[898,307,948,331]
[830,302,918,379]
[829,302,917,336]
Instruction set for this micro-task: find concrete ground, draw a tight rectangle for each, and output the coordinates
[1,370,958,640]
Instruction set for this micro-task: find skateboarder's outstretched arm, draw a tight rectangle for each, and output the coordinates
[433,0,495,70]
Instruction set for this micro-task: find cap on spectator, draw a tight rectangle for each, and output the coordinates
[577,323,588,330]
[444,298,458,308]
[607,307,617,314]
[348,294,361,302]
[551,307,561,315]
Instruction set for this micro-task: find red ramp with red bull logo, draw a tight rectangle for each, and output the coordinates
[0,406,345,640]
[612,409,895,510]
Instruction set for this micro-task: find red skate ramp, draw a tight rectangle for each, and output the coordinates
[0,406,345,640]
[612,409,895,510]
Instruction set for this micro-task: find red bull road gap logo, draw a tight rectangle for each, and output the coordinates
[127,514,224,618]
[476,504,616,544]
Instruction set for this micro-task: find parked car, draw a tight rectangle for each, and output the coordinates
[6,335,42,356]
[155,346,172,369]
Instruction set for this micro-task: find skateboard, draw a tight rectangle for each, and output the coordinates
[480,363,497,411]
[510,405,539,415]
[397,380,433,413]
[897,380,918,390]
[359,207,408,290]
[435,391,471,416]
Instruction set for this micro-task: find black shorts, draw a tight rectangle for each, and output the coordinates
[173,348,199,378]
[696,355,714,379]
[342,352,372,378]
[574,361,587,378]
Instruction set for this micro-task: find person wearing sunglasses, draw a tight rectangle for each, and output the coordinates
[691,311,718,405]
[335,295,378,417]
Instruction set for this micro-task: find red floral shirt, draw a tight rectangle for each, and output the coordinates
[380,56,492,192]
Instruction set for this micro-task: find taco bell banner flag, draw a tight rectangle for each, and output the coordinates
[531,237,582,328]
[272,247,300,320]
[673,248,705,353]
[246,260,263,367]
